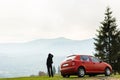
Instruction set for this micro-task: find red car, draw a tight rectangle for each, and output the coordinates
[60,55,112,77]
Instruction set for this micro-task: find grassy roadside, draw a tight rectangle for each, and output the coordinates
[0,75,120,80]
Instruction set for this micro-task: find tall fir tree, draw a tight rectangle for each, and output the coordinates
[94,7,120,74]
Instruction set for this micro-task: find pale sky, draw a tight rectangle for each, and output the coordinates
[0,0,120,43]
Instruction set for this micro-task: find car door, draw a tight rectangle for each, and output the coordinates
[80,55,92,72]
[90,56,105,73]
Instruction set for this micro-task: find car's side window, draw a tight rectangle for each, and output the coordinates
[91,56,100,63]
[80,55,90,62]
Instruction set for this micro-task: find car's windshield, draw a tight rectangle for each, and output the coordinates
[90,56,100,62]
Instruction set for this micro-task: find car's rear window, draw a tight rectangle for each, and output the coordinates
[64,55,76,61]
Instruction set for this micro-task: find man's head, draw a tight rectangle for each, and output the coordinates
[48,53,53,58]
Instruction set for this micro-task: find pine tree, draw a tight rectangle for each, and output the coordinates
[94,7,120,74]
[116,31,120,74]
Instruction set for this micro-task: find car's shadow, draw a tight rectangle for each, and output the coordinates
[64,75,112,80]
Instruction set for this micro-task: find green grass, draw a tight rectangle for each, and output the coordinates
[0,75,120,80]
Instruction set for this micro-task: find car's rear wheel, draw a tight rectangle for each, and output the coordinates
[105,68,111,76]
[78,67,85,77]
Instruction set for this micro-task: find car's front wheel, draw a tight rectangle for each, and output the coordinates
[105,68,111,76]
[78,67,85,77]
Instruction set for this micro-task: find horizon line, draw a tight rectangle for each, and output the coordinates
[0,37,94,44]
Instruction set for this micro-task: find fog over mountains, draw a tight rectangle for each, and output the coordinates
[0,37,95,78]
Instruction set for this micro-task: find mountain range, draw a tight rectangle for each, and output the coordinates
[0,37,95,78]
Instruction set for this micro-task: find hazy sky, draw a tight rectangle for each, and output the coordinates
[0,0,120,43]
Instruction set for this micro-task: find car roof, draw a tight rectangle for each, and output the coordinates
[67,54,93,57]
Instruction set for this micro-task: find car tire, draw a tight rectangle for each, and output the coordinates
[105,68,111,76]
[78,67,85,77]
[66,75,70,78]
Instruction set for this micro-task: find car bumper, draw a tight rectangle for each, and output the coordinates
[60,66,78,74]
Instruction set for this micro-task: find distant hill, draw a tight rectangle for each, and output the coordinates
[0,37,95,78]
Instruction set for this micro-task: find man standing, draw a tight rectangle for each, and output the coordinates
[46,53,54,77]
